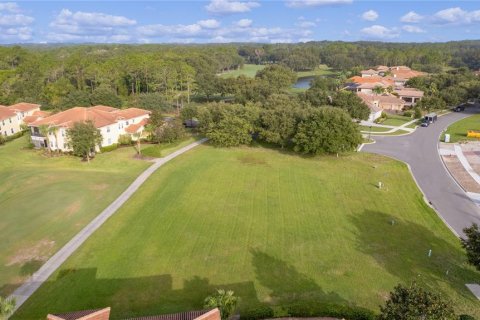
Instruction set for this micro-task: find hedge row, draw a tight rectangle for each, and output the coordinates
[100,143,119,153]
[239,301,375,320]
[0,131,25,145]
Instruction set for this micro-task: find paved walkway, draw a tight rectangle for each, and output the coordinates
[362,109,480,237]
[454,144,480,185]
[360,119,417,134]
[8,138,208,312]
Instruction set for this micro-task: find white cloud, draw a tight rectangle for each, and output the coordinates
[0,3,34,42]
[361,25,399,39]
[205,0,260,14]
[0,13,34,26]
[402,25,425,33]
[286,0,352,8]
[138,23,203,37]
[0,2,20,13]
[198,19,221,29]
[235,18,253,27]
[434,7,467,23]
[400,11,423,23]
[432,7,480,24]
[48,9,136,42]
[51,9,136,28]
[362,10,378,21]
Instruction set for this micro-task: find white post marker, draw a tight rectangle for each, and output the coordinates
[428,249,432,257]
[378,181,382,189]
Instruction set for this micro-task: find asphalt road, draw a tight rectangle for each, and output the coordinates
[362,109,480,237]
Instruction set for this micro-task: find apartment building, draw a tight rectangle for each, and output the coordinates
[29,105,150,151]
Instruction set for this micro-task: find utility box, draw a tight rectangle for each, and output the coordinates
[445,134,450,143]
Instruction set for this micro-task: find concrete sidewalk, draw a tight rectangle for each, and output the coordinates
[9,138,208,313]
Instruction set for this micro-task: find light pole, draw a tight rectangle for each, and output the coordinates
[369,125,372,140]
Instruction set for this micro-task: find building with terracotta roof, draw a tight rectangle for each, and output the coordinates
[0,105,21,137]
[29,106,150,151]
[394,88,424,106]
[356,93,383,122]
[47,307,220,320]
[357,92,405,112]
[360,69,378,78]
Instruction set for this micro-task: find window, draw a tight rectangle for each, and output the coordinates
[126,121,129,125]
[9,118,12,123]
[108,138,111,145]
[107,126,110,133]
[2,120,4,126]
[11,128,14,134]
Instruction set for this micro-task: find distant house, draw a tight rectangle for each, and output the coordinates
[47,307,221,320]
[357,93,383,122]
[360,69,378,78]
[344,76,394,93]
[357,92,405,113]
[29,106,150,151]
[0,105,21,137]
[0,102,42,137]
[394,88,424,107]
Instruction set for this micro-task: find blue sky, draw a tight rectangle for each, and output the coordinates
[0,0,479,44]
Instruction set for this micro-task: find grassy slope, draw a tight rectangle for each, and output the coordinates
[296,65,336,78]
[441,114,480,142]
[219,64,265,78]
[0,136,150,296]
[14,145,479,319]
[141,135,202,158]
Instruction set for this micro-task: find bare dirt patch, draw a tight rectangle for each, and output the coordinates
[90,183,109,191]
[6,239,55,267]
[65,200,82,216]
[238,155,268,166]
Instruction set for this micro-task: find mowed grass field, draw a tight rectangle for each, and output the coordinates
[0,136,150,296]
[442,114,480,142]
[13,145,480,319]
[219,64,265,78]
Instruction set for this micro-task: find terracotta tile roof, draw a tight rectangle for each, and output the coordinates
[391,69,426,80]
[376,94,405,105]
[361,69,378,75]
[356,93,382,112]
[375,65,389,71]
[125,118,149,134]
[114,107,151,119]
[394,88,424,98]
[90,105,118,112]
[9,102,41,112]
[0,106,17,121]
[348,76,394,86]
[126,309,214,320]
[30,107,119,129]
[49,308,105,320]
[23,111,51,125]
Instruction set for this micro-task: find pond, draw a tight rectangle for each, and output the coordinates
[292,76,315,89]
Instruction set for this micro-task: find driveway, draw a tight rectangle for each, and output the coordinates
[362,109,480,237]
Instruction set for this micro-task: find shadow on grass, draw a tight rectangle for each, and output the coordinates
[349,210,479,301]
[8,269,260,320]
[19,260,44,277]
[250,249,346,305]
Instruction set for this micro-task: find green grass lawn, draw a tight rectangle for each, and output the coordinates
[441,114,480,143]
[296,64,337,78]
[359,126,391,133]
[141,135,202,158]
[13,145,479,319]
[380,114,413,127]
[0,136,150,296]
[219,64,265,78]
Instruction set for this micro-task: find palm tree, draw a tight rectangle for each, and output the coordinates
[38,124,51,153]
[372,85,385,95]
[133,132,142,156]
[204,289,238,320]
[0,296,16,320]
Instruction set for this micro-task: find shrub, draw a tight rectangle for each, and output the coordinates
[5,131,24,142]
[403,110,413,118]
[118,134,133,146]
[240,304,274,320]
[100,144,118,153]
[0,134,5,145]
[286,301,375,320]
[155,119,186,144]
[414,107,422,119]
[459,315,476,320]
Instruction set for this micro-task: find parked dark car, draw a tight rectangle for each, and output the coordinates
[453,104,466,112]
[421,121,429,127]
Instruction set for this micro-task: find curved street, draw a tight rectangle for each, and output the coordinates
[362,109,480,237]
